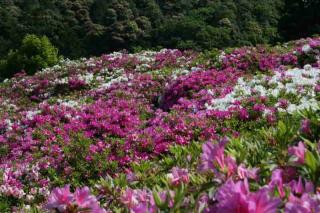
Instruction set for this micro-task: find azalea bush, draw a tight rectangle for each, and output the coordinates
[1,38,320,212]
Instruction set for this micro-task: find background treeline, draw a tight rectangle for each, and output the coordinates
[0,0,319,60]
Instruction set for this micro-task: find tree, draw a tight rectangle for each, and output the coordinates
[280,0,320,40]
[0,34,60,79]
[0,0,317,59]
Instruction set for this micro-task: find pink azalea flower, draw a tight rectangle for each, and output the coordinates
[285,193,320,213]
[46,185,106,213]
[237,164,259,180]
[125,169,138,183]
[167,167,190,186]
[74,187,99,209]
[90,205,109,213]
[248,189,281,213]
[215,179,250,212]
[215,179,280,213]
[239,108,250,120]
[45,185,73,212]
[269,169,286,198]
[121,188,156,213]
[315,84,320,93]
[164,191,176,206]
[199,141,237,178]
[121,188,138,209]
[288,177,314,196]
[288,142,306,164]
[300,119,311,135]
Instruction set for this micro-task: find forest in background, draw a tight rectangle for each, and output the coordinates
[0,0,319,59]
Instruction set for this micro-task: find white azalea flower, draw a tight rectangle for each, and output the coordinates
[302,44,312,53]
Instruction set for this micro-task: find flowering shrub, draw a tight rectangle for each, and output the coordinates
[296,38,320,67]
[1,38,320,212]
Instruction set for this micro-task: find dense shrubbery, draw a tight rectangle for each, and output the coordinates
[0,34,59,79]
[0,37,320,212]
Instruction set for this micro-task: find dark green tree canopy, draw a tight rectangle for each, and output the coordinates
[0,0,319,60]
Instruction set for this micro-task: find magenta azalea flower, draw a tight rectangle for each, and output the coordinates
[239,108,250,120]
[288,142,306,164]
[278,99,289,109]
[121,188,139,209]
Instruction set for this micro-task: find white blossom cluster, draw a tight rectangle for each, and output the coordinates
[25,110,41,121]
[56,99,80,108]
[134,51,157,64]
[97,73,134,91]
[205,65,320,114]
[77,73,94,84]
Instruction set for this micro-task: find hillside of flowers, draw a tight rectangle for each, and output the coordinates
[1,37,320,212]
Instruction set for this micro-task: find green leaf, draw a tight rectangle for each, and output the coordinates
[153,190,164,207]
[305,151,318,172]
[173,184,185,209]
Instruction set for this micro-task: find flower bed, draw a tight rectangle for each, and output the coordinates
[1,38,320,212]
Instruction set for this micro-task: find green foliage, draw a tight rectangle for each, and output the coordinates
[191,48,222,69]
[0,34,59,79]
[0,196,20,212]
[0,0,317,63]
[279,0,320,40]
[61,134,112,187]
[298,108,320,142]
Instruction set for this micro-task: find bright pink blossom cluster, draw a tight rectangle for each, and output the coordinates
[45,185,108,213]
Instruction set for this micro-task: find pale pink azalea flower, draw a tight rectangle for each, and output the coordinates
[288,142,306,164]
